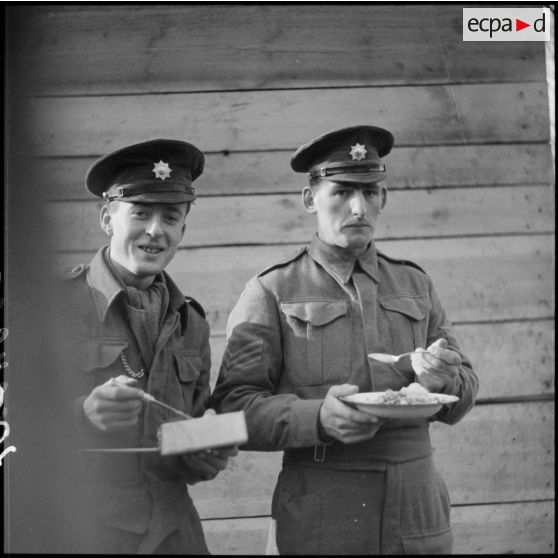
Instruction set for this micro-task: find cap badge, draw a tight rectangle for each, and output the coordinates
[152,160,172,181]
[349,143,367,161]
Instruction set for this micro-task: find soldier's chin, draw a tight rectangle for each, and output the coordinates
[342,233,372,250]
[131,262,164,277]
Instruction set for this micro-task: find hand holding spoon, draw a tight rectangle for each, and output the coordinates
[368,348,429,363]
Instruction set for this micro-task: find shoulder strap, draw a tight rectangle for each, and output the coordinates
[185,296,206,318]
[257,246,308,277]
[377,250,427,274]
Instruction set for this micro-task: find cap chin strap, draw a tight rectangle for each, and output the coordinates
[308,162,386,178]
[102,183,195,201]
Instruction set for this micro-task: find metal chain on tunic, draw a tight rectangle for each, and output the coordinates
[120,350,145,378]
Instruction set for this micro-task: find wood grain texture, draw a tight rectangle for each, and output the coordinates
[45,185,555,250]
[454,321,555,399]
[207,319,555,400]
[27,82,550,156]
[450,500,555,555]
[198,501,555,555]
[188,401,554,517]
[431,401,555,504]
[53,235,555,331]
[13,5,546,94]
[36,143,555,200]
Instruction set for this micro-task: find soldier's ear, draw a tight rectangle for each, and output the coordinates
[100,204,113,237]
[380,186,387,210]
[302,186,317,214]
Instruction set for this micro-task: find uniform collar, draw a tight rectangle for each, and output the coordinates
[307,234,380,284]
[87,246,187,322]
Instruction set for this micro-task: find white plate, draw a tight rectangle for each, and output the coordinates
[340,392,459,419]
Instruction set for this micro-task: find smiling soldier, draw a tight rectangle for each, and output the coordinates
[57,139,236,554]
[211,126,478,555]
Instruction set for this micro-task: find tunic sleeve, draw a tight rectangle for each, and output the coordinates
[426,276,479,425]
[211,278,324,450]
[190,321,212,419]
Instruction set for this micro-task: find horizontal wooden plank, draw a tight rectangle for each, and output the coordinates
[35,143,556,200]
[53,235,555,330]
[189,401,554,518]
[208,319,555,400]
[199,501,555,554]
[451,500,555,555]
[26,82,550,156]
[430,401,555,504]
[443,321,555,399]
[44,186,555,251]
[10,5,546,94]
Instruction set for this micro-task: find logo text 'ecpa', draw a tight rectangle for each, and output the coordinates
[463,8,551,41]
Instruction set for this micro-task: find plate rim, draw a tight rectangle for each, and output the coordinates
[340,391,459,407]
[339,396,445,419]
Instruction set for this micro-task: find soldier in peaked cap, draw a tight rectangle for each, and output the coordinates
[212,126,478,555]
[53,139,237,554]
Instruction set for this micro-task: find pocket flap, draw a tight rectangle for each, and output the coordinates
[379,296,427,321]
[173,351,203,382]
[281,301,347,326]
[77,339,128,372]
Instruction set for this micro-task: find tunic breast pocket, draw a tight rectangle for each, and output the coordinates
[173,350,202,411]
[378,296,428,354]
[73,338,130,389]
[281,300,351,386]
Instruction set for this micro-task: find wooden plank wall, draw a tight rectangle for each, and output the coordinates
[10,4,554,554]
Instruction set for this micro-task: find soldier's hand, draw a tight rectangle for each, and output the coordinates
[180,447,237,484]
[180,409,239,484]
[412,338,461,394]
[319,384,382,445]
[83,375,144,432]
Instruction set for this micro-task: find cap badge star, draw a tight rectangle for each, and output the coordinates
[349,143,367,161]
[152,160,172,181]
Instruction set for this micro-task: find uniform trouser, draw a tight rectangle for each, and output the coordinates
[272,455,453,555]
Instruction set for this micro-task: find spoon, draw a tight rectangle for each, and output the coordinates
[368,349,429,363]
[141,392,192,420]
[110,377,191,420]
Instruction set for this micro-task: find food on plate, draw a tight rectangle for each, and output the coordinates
[340,384,459,418]
[375,382,442,405]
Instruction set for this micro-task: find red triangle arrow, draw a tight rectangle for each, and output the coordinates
[516,18,530,31]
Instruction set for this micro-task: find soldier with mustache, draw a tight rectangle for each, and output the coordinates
[211,126,478,555]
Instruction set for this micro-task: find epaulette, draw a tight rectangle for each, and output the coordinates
[185,296,206,319]
[377,250,427,274]
[56,263,87,280]
[257,246,308,277]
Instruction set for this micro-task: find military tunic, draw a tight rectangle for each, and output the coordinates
[211,234,478,554]
[57,247,211,554]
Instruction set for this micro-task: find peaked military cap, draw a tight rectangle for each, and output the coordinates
[291,125,394,183]
[85,138,205,203]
